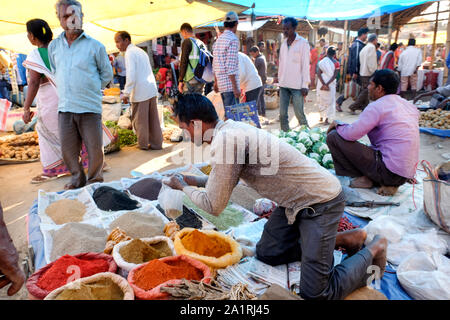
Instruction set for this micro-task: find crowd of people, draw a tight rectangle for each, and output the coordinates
[0,0,443,300]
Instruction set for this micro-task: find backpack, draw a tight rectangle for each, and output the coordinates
[188,39,214,84]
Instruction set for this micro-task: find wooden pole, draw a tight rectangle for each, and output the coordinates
[394,28,400,43]
[387,13,393,45]
[431,0,440,68]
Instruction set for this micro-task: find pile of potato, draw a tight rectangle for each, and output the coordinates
[419,109,450,130]
[0,132,40,161]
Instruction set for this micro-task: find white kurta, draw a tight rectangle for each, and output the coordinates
[317,57,336,120]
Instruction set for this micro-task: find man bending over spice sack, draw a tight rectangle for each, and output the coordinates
[326,69,419,196]
[163,93,388,300]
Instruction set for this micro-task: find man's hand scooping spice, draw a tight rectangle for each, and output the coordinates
[0,202,26,296]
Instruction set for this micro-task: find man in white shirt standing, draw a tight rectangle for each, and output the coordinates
[238,52,263,123]
[398,38,422,99]
[114,31,163,150]
[349,34,378,114]
[278,17,310,131]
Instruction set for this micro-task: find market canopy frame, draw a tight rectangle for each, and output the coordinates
[0,0,248,53]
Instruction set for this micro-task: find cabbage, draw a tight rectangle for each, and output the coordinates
[322,153,334,169]
[295,142,307,154]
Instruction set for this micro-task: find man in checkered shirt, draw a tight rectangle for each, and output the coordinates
[212,11,240,108]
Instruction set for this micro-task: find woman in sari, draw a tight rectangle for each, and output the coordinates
[22,19,90,184]
[309,42,319,90]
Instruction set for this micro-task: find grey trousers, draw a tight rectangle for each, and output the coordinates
[256,191,374,300]
[246,86,266,117]
[326,130,408,187]
[183,78,205,95]
[131,97,163,150]
[349,76,371,111]
[58,112,104,188]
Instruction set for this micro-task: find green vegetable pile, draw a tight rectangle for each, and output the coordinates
[163,109,177,126]
[275,126,334,169]
[104,121,137,147]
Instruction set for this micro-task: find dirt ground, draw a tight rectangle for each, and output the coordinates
[1,92,449,300]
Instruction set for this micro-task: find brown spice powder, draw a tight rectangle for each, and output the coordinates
[55,278,124,300]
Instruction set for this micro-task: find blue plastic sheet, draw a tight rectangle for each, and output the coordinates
[343,212,413,300]
[419,127,450,138]
[226,0,433,21]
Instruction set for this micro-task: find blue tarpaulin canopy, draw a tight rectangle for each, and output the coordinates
[225,0,436,21]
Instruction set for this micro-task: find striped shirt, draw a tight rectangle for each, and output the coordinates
[212,30,240,93]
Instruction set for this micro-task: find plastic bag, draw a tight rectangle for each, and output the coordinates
[117,114,132,130]
[112,236,176,278]
[206,90,224,120]
[26,252,117,300]
[253,198,277,217]
[102,102,122,122]
[44,272,134,300]
[364,215,406,244]
[158,181,184,219]
[397,252,450,300]
[127,255,212,300]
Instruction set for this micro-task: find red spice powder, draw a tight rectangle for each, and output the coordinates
[134,259,204,291]
[37,255,109,292]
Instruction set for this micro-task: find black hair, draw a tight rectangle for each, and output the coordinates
[358,27,369,37]
[327,46,336,57]
[116,31,131,41]
[180,23,193,33]
[224,21,238,29]
[371,69,400,95]
[257,41,265,47]
[319,38,326,43]
[282,17,298,29]
[26,19,53,44]
[173,93,218,124]
[249,46,260,53]
[377,43,381,48]
[408,38,416,46]
[390,43,398,51]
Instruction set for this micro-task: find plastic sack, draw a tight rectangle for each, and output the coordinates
[102,102,122,122]
[117,114,132,130]
[127,255,212,300]
[422,160,450,234]
[158,181,184,219]
[173,227,243,269]
[253,198,277,217]
[397,252,450,300]
[364,215,406,245]
[112,236,175,278]
[44,272,134,300]
[265,94,279,110]
[26,252,117,300]
[206,90,224,120]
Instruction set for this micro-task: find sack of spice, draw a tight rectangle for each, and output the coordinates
[127,255,212,300]
[173,228,243,269]
[44,272,134,300]
[26,252,117,300]
[157,182,184,219]
[112,236,176,278]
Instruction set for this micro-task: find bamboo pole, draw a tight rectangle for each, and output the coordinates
[387,13,393,45]
[431,0,440,68]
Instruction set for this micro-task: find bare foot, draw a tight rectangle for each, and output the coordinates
[349,176,373,189]
[377,185,399,196]
[335,228,367,256]
[365,235,388,278]
[324,119,330,125]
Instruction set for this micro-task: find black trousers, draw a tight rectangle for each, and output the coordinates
[256,191,374,300]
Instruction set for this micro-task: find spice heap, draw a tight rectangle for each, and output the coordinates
[50,223,107,261]
[160,279,257,300]
[45,199,86,225]
[134,259,204,291]
[37,255,109,292]
[109,212,165,239]
[92,186,139,211]
[181,229,231,258]
[55,278,124,300]
[104,227,132,254]
[128,178,162,201]
[119,239,172,264]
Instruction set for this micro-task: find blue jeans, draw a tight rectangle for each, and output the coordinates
[221,91,239,107]
[0,80,9,100]
[279,87,308,131]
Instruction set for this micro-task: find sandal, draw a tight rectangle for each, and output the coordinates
[30,174,59,184]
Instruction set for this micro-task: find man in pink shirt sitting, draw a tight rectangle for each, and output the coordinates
[326,69,419,196]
